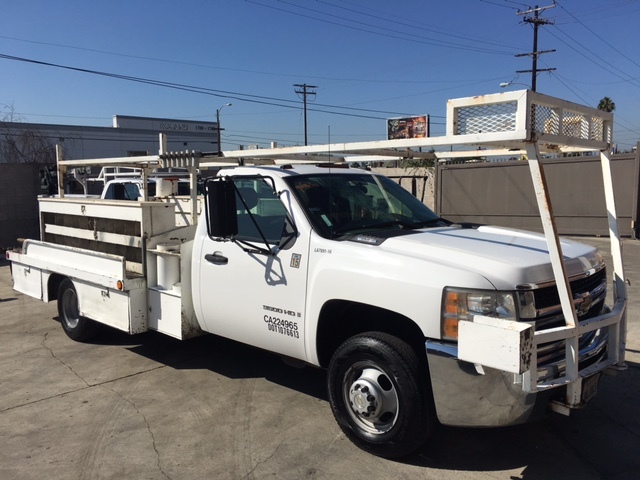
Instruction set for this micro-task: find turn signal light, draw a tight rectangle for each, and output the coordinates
[442,317,459,340]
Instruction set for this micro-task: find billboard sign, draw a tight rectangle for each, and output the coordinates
[387,115,429,140]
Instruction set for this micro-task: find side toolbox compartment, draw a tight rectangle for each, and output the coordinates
[8,240,148,334]
[9,197,202,339]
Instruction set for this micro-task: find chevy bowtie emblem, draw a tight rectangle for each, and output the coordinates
[577,292,593,315]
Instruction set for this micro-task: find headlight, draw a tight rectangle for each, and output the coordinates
[441,288,518,341]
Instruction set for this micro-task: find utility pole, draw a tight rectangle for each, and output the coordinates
[294,83,317,146]
[516,3,556,91]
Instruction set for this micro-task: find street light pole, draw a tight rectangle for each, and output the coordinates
[216,103,232,155]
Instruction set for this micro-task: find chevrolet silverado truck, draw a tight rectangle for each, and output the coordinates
[6,90,627,458]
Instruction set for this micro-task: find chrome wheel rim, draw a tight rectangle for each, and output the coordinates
[61,288,80,330]
[343,362,399,435]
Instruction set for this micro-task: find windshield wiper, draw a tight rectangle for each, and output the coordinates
[367,217,450,230]
[333,220,416,235]
[333,217,448,236]
[412,218,450,228]
[366,220,416,230]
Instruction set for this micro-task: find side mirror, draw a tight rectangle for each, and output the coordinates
[205,179,238,239]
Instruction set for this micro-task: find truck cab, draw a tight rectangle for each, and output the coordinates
[194,163,614,457]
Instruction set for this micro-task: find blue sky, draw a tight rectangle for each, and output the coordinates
[2,0,639,151]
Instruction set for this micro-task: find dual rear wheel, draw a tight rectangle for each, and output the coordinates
[57,279,98,342]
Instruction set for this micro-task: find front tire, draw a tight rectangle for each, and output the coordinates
[57,279,98,342]
[327,332,433,459]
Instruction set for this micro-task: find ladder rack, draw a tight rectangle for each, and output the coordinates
[210,89,613,164]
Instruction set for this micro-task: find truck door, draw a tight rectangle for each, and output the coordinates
[197,176,309,360]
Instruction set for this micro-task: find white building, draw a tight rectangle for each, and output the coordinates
[0,115,220,162]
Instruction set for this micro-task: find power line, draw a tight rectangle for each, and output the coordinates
[552,1,640,24]
[0,34,503,86]
[480,0,521,10]
[317,0,524,52]
[246,0,518,56]
[548,70,591,104]
[544,28,640,89]
[7,50,502,124]
[555,1,640,71]
[0,53,427,120]
[541,2,640,89]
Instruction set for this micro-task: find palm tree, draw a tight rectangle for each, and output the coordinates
[597,97,616,112]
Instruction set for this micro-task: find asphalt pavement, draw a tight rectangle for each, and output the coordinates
[1,237,639,480]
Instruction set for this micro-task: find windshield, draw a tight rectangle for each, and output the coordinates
[286,172,444,239]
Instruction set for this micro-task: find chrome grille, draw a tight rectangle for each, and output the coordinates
[519,266,609,382]
[530,266,607,330]
[532,267,607,312]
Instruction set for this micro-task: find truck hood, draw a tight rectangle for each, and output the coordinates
[376,225,602,290]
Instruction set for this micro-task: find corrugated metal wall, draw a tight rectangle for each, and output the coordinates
[437,150,640,238]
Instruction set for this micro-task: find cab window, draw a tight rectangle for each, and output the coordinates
[234,178,287,245]
[104,182,142,200]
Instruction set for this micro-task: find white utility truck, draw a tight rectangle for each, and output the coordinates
[7,90,627,458]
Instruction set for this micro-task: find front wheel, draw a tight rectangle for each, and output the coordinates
[57,279,98,342]
[327,332,433,458]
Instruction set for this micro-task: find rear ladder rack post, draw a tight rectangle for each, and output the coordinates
[600,149,628,367]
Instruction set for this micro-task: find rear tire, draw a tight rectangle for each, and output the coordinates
[57,279,98,342]
[327,332,433,459]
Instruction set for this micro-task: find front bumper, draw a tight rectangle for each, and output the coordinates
[425,315,613,427]
[426,340,555,426]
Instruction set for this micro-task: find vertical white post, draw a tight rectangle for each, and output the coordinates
[600,149,628,366]
[525,142,581,403]
[56,144,65,199]
[525,143,579,329]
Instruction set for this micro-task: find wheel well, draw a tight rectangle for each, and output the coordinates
[316,300,426,368]
[47,273,67,302]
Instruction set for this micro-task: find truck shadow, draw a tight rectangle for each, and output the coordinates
[89,325,640,476]
[91,326,329,401]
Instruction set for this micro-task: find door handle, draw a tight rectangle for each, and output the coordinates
[205,253,229,265]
